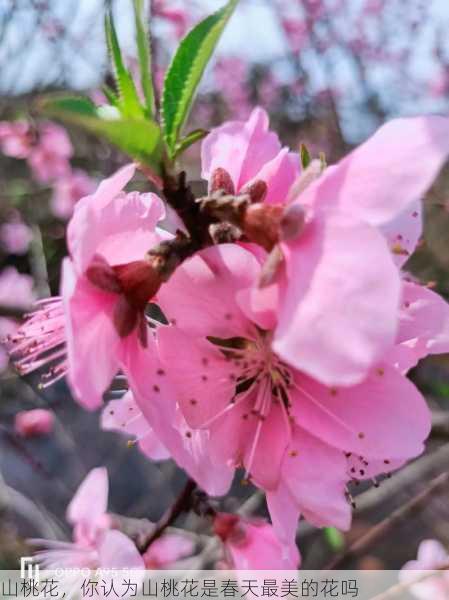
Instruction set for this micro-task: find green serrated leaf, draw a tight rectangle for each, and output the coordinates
[105,11,144,119]
[162,0,239,158]
[324,527,345,551]
[133,0,155,118]
[38,94,163,174]
[173,128,209,159]
[300,143,311,169]
[40,95,98,117]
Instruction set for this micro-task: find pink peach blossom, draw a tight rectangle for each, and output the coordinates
[202,107,299,205]
[32,467,144,569]
[213,513,300,569]
[0,218,33,255]
[202,108,449,388]
[6,165,164,401]
[400,539,449,600]
[50,169,96,219]
[6,165,232,497]
[28,122,72,183]
[62,163,166,409]
[155,243,431,546]
[213,58,252,120]
[14,409,55,438]
[202,109,400,387]
[0,121,33,158]
[153,2,188,39]
[0,267,35,309]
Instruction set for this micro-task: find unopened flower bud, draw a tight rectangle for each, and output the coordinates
[210,168,235,195]
[15,409,55,438]
[213,513,244,543]
[242,204,284,251]
[242,180,268,203]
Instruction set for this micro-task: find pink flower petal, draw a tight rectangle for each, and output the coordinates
[157,326,233,428]
[298,116,449,227]
[266,484,301,551]
[67,467,108,528]
[290,364,431,461]
[274,426,351,530]
[68,164,165,273]
[101,390,170,461]
[274,210,401,386]
[98,530,144,569]
[243,148,299,205]
[145,534,195,566]
[122,333,234,496]
[380,200,422,267]
[225,520,300,570]
[157,244,261,339]
[62,259,121,410]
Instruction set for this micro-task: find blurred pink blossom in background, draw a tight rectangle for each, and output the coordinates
[0,215,33,254]
[401,539,449,600]
[51,169,96,219]
[15,409,55,438]
[213,513,300,569]
[0,121,33,159]
[32,467,144,568]
[28,122,72,184]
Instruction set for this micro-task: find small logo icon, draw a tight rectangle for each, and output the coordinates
[20,557,40,583]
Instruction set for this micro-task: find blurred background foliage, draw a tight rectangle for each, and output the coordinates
[1,0,449,570]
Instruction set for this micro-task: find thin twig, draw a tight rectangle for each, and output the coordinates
[326,471,449,569]
[140,478,197,552]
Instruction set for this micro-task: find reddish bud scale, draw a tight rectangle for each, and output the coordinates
[14,409,55,438]
[113,260,163,310]
[242,204,284,251]
[210,167,235,195]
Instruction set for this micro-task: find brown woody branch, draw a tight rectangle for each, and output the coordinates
[326,470,449,569]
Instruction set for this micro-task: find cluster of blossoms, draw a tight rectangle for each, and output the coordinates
[5,107,449,568]
[0,120,95,220]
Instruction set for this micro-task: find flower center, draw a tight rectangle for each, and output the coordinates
[208,331,294,479]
